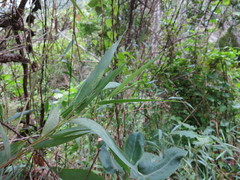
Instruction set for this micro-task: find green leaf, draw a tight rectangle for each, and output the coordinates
[136,152,162,174]
[95,6,102,16]
[70,119,186,179]
[63,66,123,118]
[232,103,240,109]
[34,128,89,149]
[62,37,122,118]
[5,110,34,122]
[99,145,123,174]
[88,0,99,7]
[71,118,134,171]
[172,130,198,138]
[52,168,104,180]
[74,37,121,103]
[60,40,74,61]
[193,136,212,146]
[76,67,124,113]
[124,132,144,165]
[108,54,161,98]
[0,104,3,121]
[223,0,230,5]
[103,82,120,90]
[34,134,86,149]
[0,141,25,167]
[98,99,165,105]
[134,148,187,180]
[0,123,10,160]
[106,19,112,28]
[41,107,60,136]
[51,127,89,138]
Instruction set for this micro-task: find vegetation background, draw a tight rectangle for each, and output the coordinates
[0,0,239,179]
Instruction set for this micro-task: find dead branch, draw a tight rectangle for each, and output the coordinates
[0,53,30,63]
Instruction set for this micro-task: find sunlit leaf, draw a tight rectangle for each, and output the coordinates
[103,82,120,90]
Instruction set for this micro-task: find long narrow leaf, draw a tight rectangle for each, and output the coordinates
[52,168,104,180]
[0,104,3,121]
[34,134,88,149]
[42,107,60,136]
[73,37,122,104]
[74,66,124,113]
[99,99,164,105]
[59,40,74,61]
[5,110,34,122]
[71,118,139,173]
[0,141,25,167]
[98,98,185,105]
[51,127,89,139]
[70,0,84,15]
[61,38,122,118]
[0,123,10,160]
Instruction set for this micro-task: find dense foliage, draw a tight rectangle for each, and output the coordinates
[0,0,239,179]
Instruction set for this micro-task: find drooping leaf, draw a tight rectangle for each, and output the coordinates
[136,152,162,174]
[99,145,124,174]
[5,110,34,122]
[42,107,60,136]
[71,118,134,172]
[133,148,187,180]
[71,118,186,179]
[0,123,10,160]
[124,132,144,165]
[52,168,104,180]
